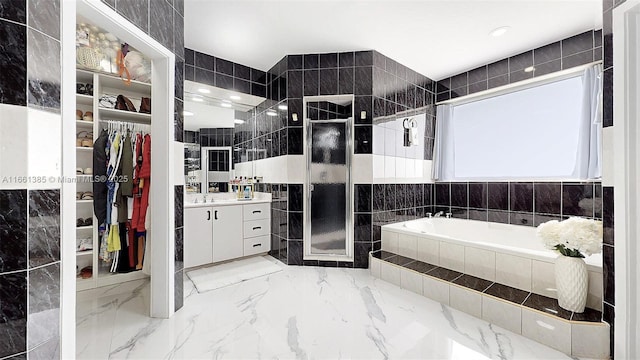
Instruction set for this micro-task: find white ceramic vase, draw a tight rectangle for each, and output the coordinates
[555,255,588,312]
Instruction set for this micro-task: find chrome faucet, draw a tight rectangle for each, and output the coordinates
[446,212,452,218]
[434,211,444,217]
[426,212,433,218]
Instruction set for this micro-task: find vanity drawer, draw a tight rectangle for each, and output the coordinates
[243,203,270,221]
[244,235,270,256]
[243,219,270,238]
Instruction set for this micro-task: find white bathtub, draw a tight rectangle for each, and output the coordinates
[381,218,603,309]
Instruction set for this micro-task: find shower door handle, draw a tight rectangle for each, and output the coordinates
[310,184,314,192]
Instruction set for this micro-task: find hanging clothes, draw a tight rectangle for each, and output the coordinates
[132,134,150,232]
[93,122,151,273]
[93,129,109,226]
[120,131,134,196]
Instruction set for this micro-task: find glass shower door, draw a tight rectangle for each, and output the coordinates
[308,121,350,256]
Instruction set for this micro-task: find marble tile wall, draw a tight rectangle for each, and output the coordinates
[101,0,185,311]
[184,48,267,98]
[436,30,602,102]
[372,51,437,161]
[601,0,623,356]
[432,181,602,226]
[0,0,63,357]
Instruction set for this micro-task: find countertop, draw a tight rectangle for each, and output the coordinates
[184,198,272,208]
[184,192,272,208]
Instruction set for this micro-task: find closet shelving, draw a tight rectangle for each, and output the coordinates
[75,67,151,291]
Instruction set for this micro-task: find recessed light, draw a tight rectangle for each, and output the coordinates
[198,88,211,94]
[489,26,510,37]
[278,104,288,111]
[230,95,241,100]
[234,119,245,124]
[183,111,194,116]
[266,111,278,117]
[524,66,535,73]
[221,103,232,108]
[192,97,203,102]
[222,99,232,103]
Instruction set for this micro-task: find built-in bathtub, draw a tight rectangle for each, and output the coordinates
[381,217,603,309]
[371,217,609,358]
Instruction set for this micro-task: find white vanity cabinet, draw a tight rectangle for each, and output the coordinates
[184,201,271,268]
[184,207,214,268]
[212,205,244,262]
[242,203,271,256]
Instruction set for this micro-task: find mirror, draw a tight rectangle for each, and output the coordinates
[183,80,264,193]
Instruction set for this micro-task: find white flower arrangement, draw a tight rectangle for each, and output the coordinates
[537,217,603,258]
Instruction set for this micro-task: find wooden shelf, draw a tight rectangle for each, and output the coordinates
[76,250,94,256]
[76,146,93,151]
[99,107,151,123]
[76,199,93,204]
[76,93,93,105]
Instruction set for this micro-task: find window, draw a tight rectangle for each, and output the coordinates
[432,65,602,181]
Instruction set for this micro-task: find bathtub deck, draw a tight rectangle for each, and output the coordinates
[370,250,610,359]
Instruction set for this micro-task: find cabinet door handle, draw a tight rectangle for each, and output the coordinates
[207,211,211,220]
[214,210,218,220]
[252,243,262,248]
[252,210,261,214]
[252,226,261,230]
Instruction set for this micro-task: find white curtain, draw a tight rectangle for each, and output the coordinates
[432,64,603,181]
[573,64,603,179]
[431,104,453,181]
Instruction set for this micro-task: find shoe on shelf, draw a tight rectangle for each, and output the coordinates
[77,238,93,251]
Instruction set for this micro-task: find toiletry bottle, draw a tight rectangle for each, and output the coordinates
[244,185,250,199]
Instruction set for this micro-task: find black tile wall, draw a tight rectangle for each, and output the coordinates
[437,30,600,98]
[0,271,27,358]
[422,181,601,227]
[185,48,267,98]
[0,190,28,273]
[0,18,27,107]
[602,1,618,353]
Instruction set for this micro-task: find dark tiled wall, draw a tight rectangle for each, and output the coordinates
[602,0,622,356]
[235,51,380,164]
[101,0,185,312]
[431,181,602,226]
[0,189,61,359]
[372,51,437,160]
[0,0,62,357]
[307,101,352,120]
[248,51,436,268]
[184,130,199,144]
[199,128,233,147]
[436,30,602,102]
[371,184,433,245]
[184,48,267,98]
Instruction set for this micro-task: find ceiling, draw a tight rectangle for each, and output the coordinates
[184,0,601,81]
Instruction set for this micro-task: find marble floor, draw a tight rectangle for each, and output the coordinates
[76,258,577,359]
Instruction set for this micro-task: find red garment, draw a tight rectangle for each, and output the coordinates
[127,221,135,268]
[131,134,150,231]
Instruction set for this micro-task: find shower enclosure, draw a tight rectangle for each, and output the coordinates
[304,95,354,262]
